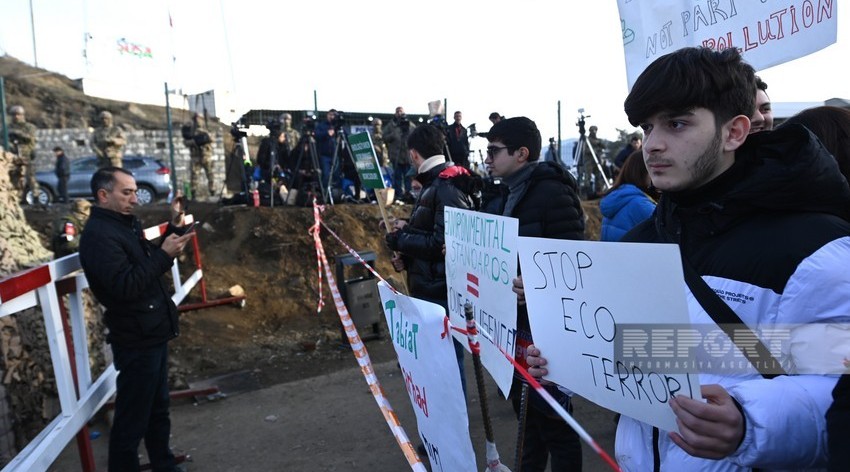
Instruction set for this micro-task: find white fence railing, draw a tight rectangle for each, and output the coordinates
[0,215,199,472]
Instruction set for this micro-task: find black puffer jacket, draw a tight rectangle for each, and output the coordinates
[484,161,585,331]
[394,162,477,307]
[79,206,181,348]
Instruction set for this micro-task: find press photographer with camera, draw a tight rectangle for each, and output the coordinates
[315,109,342,193]
[383,106,415,201]
[182,113,216,198]
[256,118,291,186]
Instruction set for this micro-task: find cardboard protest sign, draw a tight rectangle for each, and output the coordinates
[617,0,837,88]
[378,282,477,472]
[444,207,519,398]
[517,238,701,431]
[347,132,386,190]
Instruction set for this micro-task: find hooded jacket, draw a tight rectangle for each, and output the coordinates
[617,124,850,471]
[394,161,477,306]
[599,183,656,241]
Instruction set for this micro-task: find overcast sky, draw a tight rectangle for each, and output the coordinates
[1,0,848,142]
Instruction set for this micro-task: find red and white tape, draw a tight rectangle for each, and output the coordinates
[312,200,425,471]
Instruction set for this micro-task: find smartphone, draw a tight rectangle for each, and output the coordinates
[184,221,198,234]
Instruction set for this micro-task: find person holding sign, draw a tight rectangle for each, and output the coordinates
[384,123,480,398]
[483,116,585,471]
[528,47,850,470]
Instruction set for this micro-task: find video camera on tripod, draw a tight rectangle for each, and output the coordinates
[573,107,612,197]
[332,111,346,131]
[229,122,248,140]
[265,118,283,137]
[301,116,316,135]
[576,108,589,137]
[397,116,411,134]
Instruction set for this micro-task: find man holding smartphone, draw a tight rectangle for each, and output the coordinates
[79,167,193,472]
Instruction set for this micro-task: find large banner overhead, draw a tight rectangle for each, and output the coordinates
[617,0,838,88]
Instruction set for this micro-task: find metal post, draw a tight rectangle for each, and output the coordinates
[165,82,178,193]
[557,101,562,163]
[29,0,38,68]
[1,77,9,151]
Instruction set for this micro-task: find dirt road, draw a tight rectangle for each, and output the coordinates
[50,338,617,471]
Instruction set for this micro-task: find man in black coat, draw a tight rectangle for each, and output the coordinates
[484,116,585,472]
[79,167,194,472]
[446,110,470,168]
[385,123,479,397]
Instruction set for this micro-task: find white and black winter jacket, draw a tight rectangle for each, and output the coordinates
[618,124,850,471]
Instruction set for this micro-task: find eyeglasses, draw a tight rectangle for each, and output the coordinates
[486,145,509,157]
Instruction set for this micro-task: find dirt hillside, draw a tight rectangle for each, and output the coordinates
[24,200,600,389]
[6,49,603,389]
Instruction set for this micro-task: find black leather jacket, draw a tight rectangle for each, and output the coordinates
[79,206,181,348]
[395,162,476,307]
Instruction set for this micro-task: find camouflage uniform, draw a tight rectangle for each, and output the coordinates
[91,111,127,169]
[383,109,415,196]
[579,126,607,196]
[6,106,40,202]
[53,199,92,257]
[372,119,389,168]
[184,115,215,196]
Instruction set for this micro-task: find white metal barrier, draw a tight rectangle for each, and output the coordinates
[0,215,199,472]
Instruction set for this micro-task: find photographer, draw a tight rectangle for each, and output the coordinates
[383,106,415,201]
[256,120,290,184]
[315,109,341,193]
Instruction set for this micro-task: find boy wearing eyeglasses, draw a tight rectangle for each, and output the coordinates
[484,117,585,471]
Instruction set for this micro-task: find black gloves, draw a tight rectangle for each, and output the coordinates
[385,230,400,251]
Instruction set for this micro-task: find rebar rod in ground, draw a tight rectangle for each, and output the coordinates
[514,383,529,472]
[465,303,496,441]
[464,304,512,472]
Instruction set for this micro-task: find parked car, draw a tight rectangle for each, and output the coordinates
[27,155,172,206]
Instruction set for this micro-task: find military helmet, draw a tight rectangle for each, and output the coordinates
[99,111,113,119]
[9,105,25,116]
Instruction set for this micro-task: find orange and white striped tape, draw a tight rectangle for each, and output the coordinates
[311,200,425,471]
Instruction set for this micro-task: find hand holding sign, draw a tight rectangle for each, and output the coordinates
[668,384,744,459]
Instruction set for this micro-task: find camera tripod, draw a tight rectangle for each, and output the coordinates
[573,111,611,198]
[327,126,356,205]
[290,131,328,204]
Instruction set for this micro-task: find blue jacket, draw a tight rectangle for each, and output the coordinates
[599,183,655,241]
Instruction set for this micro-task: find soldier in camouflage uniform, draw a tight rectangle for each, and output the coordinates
[372,118,389,168]
[279,113,301,156]
[6,105,40,203]
[579,125,608,197]
[184,113,215,198]
[383,106,415,199]
[52,199,92,257]
[91,111,127,169]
